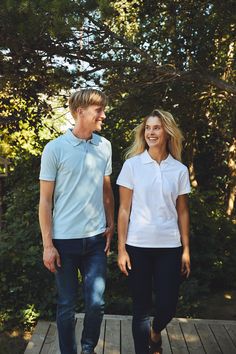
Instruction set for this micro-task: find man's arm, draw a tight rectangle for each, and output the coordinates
[103,175,114,254]
[39,180,61,272]
[176,194,190,278]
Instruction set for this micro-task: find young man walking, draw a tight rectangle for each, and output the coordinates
[39,88,114,354]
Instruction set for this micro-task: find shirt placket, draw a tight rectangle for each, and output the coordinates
[155,162,166,217]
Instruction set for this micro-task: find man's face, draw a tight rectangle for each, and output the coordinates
[79,105,106,132]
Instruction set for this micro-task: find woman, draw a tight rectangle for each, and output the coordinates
[117,109,191,354]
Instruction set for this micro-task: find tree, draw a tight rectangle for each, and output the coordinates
[1,1,235,127]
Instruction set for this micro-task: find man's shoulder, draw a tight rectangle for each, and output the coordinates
[45,134,65,147]
[43,134,66,153]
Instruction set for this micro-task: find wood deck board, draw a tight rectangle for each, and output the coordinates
[40,323,60,354]
[180,322,205,354]
[103,318,120,354]
[25,315,236,354]
[225,323,236,346]
[120,318,135,354]
[24,321,50,354]
[195,323,221,354]
[210,323,236,354]
[76,317,83,353]
[96,319,106,354]
[160,328,172,354]
[167,322,189,354]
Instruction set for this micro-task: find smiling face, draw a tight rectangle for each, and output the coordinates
[144,116,169,150]
[79,104,106,133]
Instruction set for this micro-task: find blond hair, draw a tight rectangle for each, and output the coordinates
[69,89,108,118]
[125,109,184,161]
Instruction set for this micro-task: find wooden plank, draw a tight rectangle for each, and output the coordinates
[225,323,236,347]
[176,317,236,325]
[167,322,188,354]
[76,313,133,320]
[161,328,172,354]
[120,318,134,354]
[46,324,60,354]
[180,322,205,354]
[24,321,50,354]
[96,319,105,354]
[104,318,120,354]
[195,323,221,354]
[210,323,236,354]
[25,316,236,354]
[76,317,84,353]
[76,317,105,354]
[40,323,57,354]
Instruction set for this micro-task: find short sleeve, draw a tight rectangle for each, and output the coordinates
[116,160,134,190]
[104,141,112,176]
[39,143,58,181]
[178,167,191,195]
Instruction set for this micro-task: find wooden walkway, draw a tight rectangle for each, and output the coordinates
[25,314,236,354]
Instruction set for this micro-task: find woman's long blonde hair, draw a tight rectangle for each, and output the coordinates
[125,109,184,161]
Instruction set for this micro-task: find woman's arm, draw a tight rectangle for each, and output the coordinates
[117,186,133,276]
[103,175,115,254]
[176,194,191,278]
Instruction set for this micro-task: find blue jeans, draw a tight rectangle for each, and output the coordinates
[54,234,107,354]
[126,245,182,354]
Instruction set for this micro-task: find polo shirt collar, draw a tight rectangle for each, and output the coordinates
[90,133,100,145]
[65,129,99,146]
[141,150,173,165]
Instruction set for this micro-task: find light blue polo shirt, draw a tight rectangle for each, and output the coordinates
[39,128,112,239]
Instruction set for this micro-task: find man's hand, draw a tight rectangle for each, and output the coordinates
[103,225,114,255]
[43,246,61,273]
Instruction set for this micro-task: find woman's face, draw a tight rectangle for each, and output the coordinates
[144,116,169,149]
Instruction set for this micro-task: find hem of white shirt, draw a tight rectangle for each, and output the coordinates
[126,241,182,248]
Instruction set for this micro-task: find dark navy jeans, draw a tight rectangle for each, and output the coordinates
[54,234,107,354]
[126,245,182,354]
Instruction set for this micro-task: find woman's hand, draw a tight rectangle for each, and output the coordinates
[181,248,191,278]
[118,249,131,276]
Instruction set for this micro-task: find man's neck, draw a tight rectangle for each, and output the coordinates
[72,127,93,140]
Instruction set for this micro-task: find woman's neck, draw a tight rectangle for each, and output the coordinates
[148,148,168,164]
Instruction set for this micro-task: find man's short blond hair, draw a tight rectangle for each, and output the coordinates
[69,89,108,118]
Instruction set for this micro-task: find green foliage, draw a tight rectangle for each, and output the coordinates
[0,154,236,331]
[99,0,142,39]
[0,0,235,331]
[105,251,132,314]
[189,190,236,290]
[20,304,40,330]
[176,190,236,316]
[0,157,57,330]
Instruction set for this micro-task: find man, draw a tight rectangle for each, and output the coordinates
[39,88,114,354]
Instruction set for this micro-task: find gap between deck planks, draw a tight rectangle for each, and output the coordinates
[25,314,236,354]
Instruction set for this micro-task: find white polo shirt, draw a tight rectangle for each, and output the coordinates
[116,150,191,248]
